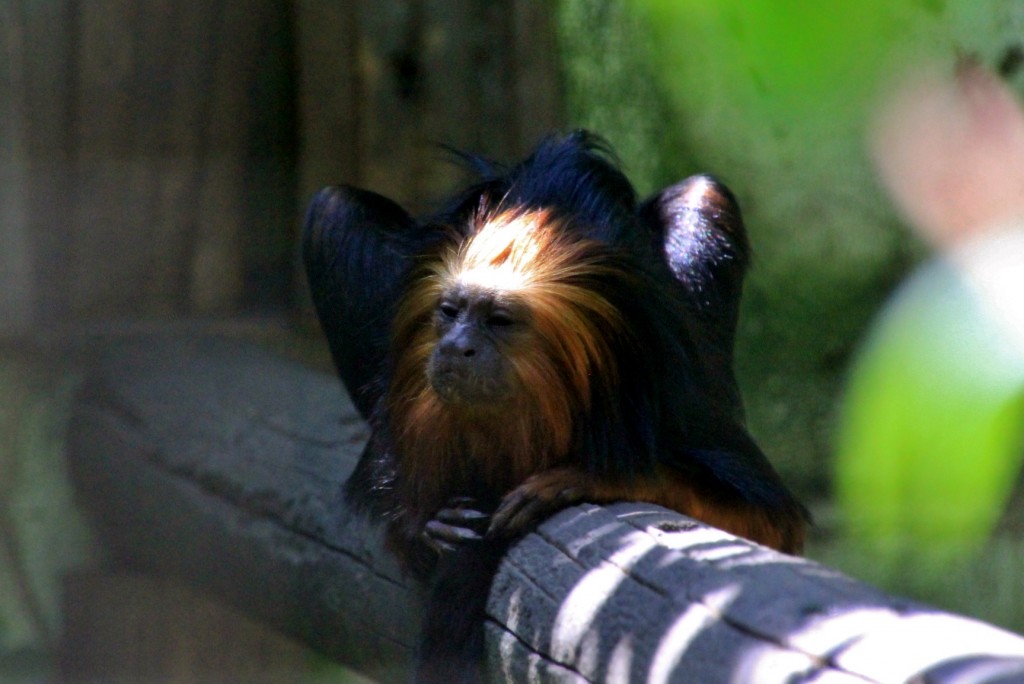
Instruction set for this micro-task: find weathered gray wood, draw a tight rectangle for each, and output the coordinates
[487,505,1024,683]
[67,336,1024,684]
[68,335,419,683]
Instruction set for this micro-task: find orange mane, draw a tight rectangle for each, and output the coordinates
[386,208,630,520]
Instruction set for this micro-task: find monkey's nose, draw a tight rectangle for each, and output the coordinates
[439,326,477,360]
[440,339,475,358]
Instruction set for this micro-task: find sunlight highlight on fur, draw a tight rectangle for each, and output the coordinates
[434,208,626,401]
[447,209,551,293]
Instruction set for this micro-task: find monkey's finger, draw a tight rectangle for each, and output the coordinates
[424,519,484,548]
[421,531,456,556]
[492,502,541,537]
[502,490,574,533]
[435,506,490,535]
[489,486,582,538]
[487,490,529,537]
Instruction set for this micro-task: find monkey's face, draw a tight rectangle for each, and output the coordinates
[391,208,621,425]
[427,283,525,405]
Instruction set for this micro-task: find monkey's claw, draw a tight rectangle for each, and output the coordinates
[489,469,586,538]
[422,498,490,554]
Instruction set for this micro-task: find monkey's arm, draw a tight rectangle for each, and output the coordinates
[490,456,806,554]
[383,493,495,579]
[302,186,424,419]
[303,186,452,557]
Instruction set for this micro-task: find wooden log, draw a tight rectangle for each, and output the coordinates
[68,334,417,683]
[67,335,1024,684]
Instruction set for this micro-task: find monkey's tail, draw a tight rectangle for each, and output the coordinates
[415,540,509,684]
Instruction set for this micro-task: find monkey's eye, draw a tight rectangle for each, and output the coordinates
[438,302,460,320]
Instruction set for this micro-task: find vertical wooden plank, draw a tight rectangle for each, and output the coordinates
[415,0,471,202]
[183,0,298,315]
[472,1,519,158]
[128,0,181,315]
[511,0,564,151]
[355,0,423,208]
[68,1,296,322]
[1,0,81,336]
[0,2,32,337]
[21,0,77,333]
[72,0,151,319]
[296,0,360,200]
[295,0,360,318]
[186,2,255,314]
[416,0,485,202]
[237,1,297,312]
[134,1,222,315]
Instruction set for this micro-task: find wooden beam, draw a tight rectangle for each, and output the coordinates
[67,335,1024,683]
[68,335,418,682]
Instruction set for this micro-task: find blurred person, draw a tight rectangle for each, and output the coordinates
[836,61,1024,572]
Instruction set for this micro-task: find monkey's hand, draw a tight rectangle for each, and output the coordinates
[422,497,491,555]
[489,467,592,538]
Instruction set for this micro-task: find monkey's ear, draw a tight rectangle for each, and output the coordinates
[641,174,749,307]
[639,175,750,419]
[302,186,419,418]
[639,174,749,347]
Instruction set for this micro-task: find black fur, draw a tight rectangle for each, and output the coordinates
[303,130,808,683]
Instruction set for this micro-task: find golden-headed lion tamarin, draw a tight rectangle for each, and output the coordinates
[304,131,808,683]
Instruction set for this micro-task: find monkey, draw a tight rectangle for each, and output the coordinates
[303,131,809,683]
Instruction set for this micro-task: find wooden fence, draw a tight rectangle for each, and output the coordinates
[0,1,561,336]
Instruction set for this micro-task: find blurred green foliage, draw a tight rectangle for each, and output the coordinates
[633,0,893,119]
[555,0,696,195]
[558,0,1024,631]
[558,0,920,494]
[0,352,94,654]
[836,262,1024,574]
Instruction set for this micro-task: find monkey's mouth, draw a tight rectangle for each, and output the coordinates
[427,362,507,405]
